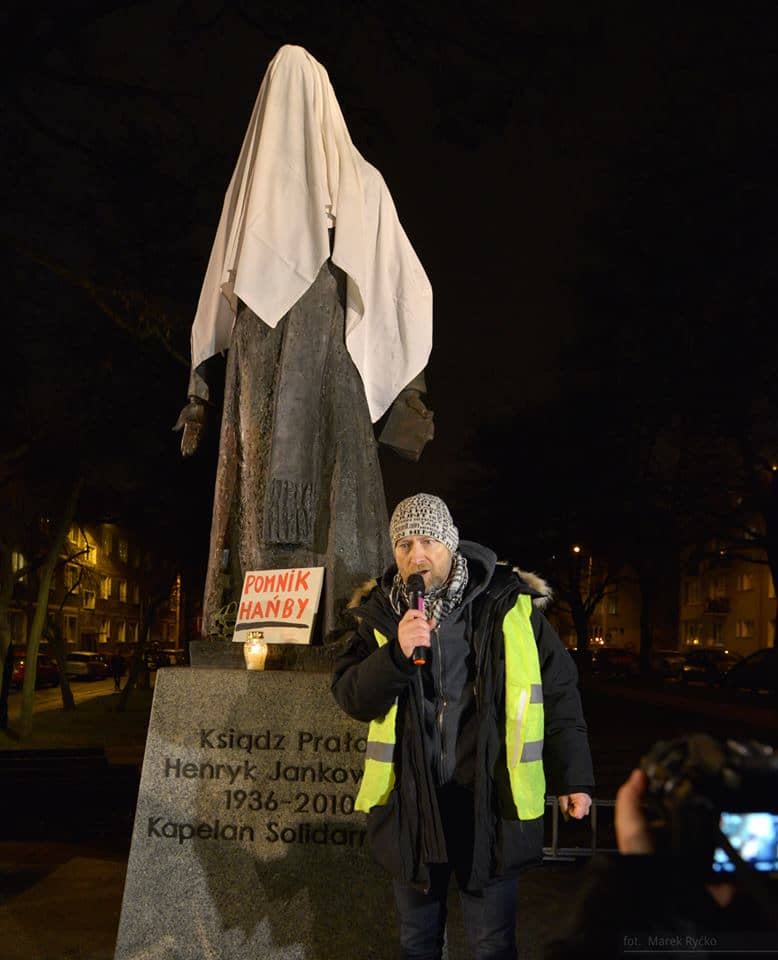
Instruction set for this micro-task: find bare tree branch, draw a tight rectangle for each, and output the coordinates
[7,240,189,368]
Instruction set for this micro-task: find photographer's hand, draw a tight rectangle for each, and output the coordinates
[616,768,736,907]
[615,769,654,854]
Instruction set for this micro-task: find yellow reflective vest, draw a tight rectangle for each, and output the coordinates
[355,593,546,819]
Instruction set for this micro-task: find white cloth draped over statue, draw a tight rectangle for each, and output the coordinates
[190,44,432,422]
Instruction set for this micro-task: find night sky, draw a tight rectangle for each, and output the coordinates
[5,2,777,576]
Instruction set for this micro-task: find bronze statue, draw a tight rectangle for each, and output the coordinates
[175,46,434,642]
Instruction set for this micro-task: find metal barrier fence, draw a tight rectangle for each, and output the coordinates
[543,797,617,860]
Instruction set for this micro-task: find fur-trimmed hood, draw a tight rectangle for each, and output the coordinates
[513,569,553,610]
[348,578,379,610]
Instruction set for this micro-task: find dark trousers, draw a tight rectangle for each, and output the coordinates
[392,865,519,960]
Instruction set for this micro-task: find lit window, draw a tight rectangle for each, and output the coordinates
[684,621,702,645]
[100,618,110,640]
[119,579,127,603]
[64,615,79,644]
[736,573,754,592]
[708,577,727,599]
[132,583,140,604]
[83,590,96,610]
[12,552,27,583]
[100,576,111,600]
[67,525,96,564]
[116,620,126,644]
[103,527,112,556]
[119,539,128,563]
[684,580,700,605]
[83,538,97,566]
[128,622,137,644]
[64,564,81,594]
[735,620,755,640]
[607,592,619,616]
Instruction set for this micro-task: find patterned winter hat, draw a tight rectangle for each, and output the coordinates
[389,493,459,554]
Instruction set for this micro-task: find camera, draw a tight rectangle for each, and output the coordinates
[640,733,778,882]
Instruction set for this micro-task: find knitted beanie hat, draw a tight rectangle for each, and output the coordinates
[389,493,459,554]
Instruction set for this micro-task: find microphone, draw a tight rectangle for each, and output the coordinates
[407,573,428,666]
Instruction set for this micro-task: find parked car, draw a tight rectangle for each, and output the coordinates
[680,648,742,685]
[65,651,110,681]
[590,646,639,678]
[651,648,686,681]
[11,653,60,689]
[721,647,778,697]
[143,647,174,671]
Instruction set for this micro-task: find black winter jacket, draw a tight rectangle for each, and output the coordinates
[331,541,595,891]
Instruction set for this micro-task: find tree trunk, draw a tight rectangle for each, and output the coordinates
[762,472,778,633]
[571,600,591,667]
[117,587,168,712]
[45,618,76,711]
[0,547,14,729]
[638,582,655,676]
[18,479,82,737]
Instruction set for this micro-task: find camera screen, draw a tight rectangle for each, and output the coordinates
[712,812,778,874]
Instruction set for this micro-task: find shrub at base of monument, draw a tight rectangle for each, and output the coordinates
[114,669,396,960]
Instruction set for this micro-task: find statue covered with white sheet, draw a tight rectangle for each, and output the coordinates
[175,45,434,643]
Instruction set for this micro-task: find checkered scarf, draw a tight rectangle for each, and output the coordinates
[389,551,469,625]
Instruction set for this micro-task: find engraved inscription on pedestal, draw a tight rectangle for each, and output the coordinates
[115,669,395,960]
[157,722,366,851]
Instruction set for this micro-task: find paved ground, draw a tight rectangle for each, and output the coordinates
[0,844,588,960]
[3,679,152,765]
[0,671,775,959]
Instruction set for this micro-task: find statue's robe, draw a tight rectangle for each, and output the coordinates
[202,260,391,642]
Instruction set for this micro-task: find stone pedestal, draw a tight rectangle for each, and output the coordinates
[114,668,395,959]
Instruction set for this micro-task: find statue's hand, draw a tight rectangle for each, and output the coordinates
[173,398,207,457]
[378,389,435,462]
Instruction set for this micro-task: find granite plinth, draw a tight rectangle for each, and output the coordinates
[114,668,396,960]
[188,640,246,669]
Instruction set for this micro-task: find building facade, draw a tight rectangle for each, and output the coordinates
[547,548,775,660]
[9,522,181,654]
[547,568,645,651]
[679,547,776,656]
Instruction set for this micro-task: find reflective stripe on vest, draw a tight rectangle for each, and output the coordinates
[503,594,546,818]
[355,598,546,818]
[354,629,397,812]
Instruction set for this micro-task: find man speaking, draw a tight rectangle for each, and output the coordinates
[331,493,594,960]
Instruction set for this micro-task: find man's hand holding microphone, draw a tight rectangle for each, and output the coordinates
[398,573,435,665]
